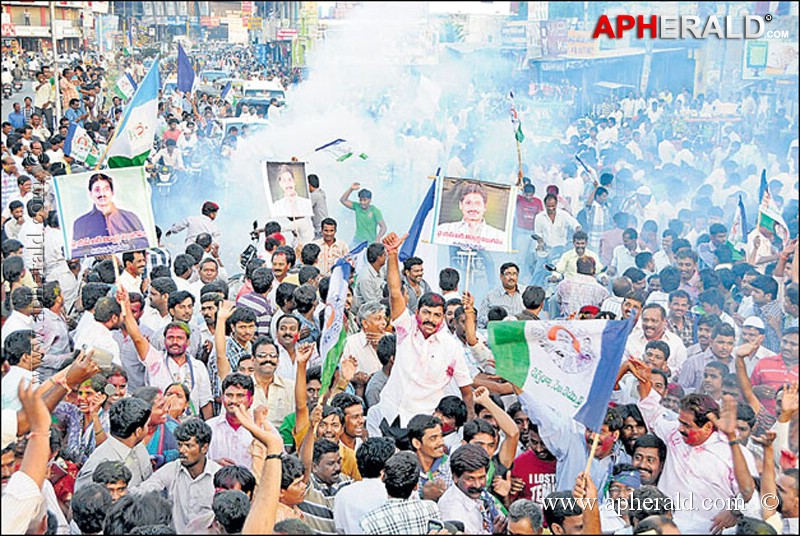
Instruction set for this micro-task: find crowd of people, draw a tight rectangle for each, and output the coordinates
[1,29,799,536]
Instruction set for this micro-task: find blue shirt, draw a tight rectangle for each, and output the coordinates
[8,111,25,129]
[64,105,85,127]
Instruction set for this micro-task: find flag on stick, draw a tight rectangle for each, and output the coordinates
[319,259,352,394]
[64,123,99,167]
[105,59,160,168]
[489,318,633,432]
[509,91,525,143]
[399,173,437,263]
[730,194,749,254]
[113,72,138,100]
[314,138,368,162]
[757,170,789,242]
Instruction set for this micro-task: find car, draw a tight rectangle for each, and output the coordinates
[197,69,230,96]
[241,80,286,103]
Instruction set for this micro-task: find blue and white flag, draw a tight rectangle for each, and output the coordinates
[64,123,99,166]
[345,240,369,278]
[314,138,368,162]
[220,81,234,105]
[177,44,195,94]
[399,173,437,262]
[106,59,159,168]
[730,194,748,254]
[489,318,633,432]
[113,72,138,100]
[319,259,352,394]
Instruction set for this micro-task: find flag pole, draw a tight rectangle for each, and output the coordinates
[584,432,600,476]
[94,128,120,170]
[516,139,523,188]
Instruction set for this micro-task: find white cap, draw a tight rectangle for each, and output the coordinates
[742,316,765,330]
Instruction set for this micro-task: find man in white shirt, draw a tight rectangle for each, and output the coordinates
[626,303,687,375]
[342,301,387,375]
[333,437,394,534]
[207,374,255,468]
[610,228,641,277]
[18,197,47,278]
[74,296,123,367]
[438,443,505,534]
[118,251,146,295]
[166,201,221,247]
[375,233,474,427]
[0,330,42,411]
[533,193,580,253]
[2,287,36,347]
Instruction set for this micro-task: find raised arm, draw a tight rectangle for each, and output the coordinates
[752,431,778,521]
[293,343,315,436]
[382,232,408,321]
[474,386,518,468]
[339,182,359,209]
[709,395,755,502]
[17,383,51,490]
[215,300,236,380]
[734,338,763,415]
[376,218,387,242]
[300,403,323,483]
[462,292,479,347]
[116,287,151,362]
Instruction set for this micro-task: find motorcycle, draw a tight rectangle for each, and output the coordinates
[12,79,22,93]
[149,164,177,197]
[2,84,11,99]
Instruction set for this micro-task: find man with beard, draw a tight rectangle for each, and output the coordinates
[133,418,220,533]
[330,393,366,457]
[297,429,351,533]
[679,323,737,393]
[631,433,666,486]
[117,287,214,420]
[676,250,701,301]
[207,373,255,467]
[243,335,296,429]
[511,423,557,507]
[555,230,603,280]
[439,443,507,534]
[625,304,687,375]
[686,314,720,361]
[148,290,204,361]
[618,404,647,460]
[74,296,123,366]
[139,277,177,334]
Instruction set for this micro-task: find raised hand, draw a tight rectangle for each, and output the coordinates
[709,395,738,440]
[65,349,100,390]
[339,355,358,384]
[462,291,475,310]
[491,472,512,498]
[310,403,324,429]
[381,232,408,254]
[780,382,798,417]
[473,386,491,406]
[18,381,50,433]
[87,391,106,415]
[735,336,764,358]
[628,358,651,384]
[115,286,129,306]
[751,430,777,448]
[296,342,314,365]
[217,300,236,322]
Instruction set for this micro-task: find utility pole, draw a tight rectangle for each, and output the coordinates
[50,1,62,123]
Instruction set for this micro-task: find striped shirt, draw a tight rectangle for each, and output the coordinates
[750,354,799,415]
[360,498,442,535]
[298,474,351,535]
[312,238,349,275]
[236,292,273,336]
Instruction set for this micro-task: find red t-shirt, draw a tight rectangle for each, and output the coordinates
[751,354,799,415]
[510,450,557,506]
[516,196,543,230]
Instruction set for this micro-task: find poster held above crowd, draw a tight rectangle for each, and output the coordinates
[53,166,157,259]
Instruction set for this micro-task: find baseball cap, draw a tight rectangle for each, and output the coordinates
[358,188,372,199]
[202,201,219,214]
[742,316,765,331]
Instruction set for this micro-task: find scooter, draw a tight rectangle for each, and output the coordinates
[154,164,177,197]
[12,79,22,93]
[2,84,11,99]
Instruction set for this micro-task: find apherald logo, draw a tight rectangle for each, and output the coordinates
[592,14,772,39]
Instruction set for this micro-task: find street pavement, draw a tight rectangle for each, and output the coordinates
[2,80,35,122]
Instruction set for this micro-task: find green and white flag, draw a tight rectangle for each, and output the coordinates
[63,123,99,167]
[106,59,159,168]
[319,259,352,394]
[113,72,138,100]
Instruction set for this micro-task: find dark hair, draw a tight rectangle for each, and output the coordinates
[104,492,173,535]
[450,443,490,478]
[273,519,315,535]
[629,486,672,524]
[80,282,110,312]
[229,306,257,327]
[751,275,779,300]
[641,303,666,320]
[573,230,588,243]
[91,259,118,284]
[301,243,321,266]
[604,406,624,432]
[1,238,24,257]
[500,262,519,275]
[1,256,24,284]
[293,284,318,314]
[195,232,213,249]
[173,253,196,277]
[376,334,396,367]
[281,455,305,490]
[109,398,151,439]
[275,282,298,308]
[623,267,646,283]
[737,401,757,429]
[212,490,250,534]
[407,414,442,451]
[697,313,721,329]
[93,460,132,485]
[151,266,172,281]
[462,418,497,443]
[151,277,178,296]
[122,250,145,266]
[168,290,195,310]
[320,217,337,230]
[439,268,459,292]
[712,322,736,339]
[543,490,583,529]
[3,329,35,366]
[735,517,777,535]
[522,285,545,310]
[221,373,255,397]
[73,483,113,534]
[88,172,114,192]
[645,340,671,361]
[633,514,679,535]
[356,437,396,479]
[382,451,419,499]
[635,252,654,270]
[658,266,681,293]
[366,243,386,264]
[418,292,445,311]
[680,393,719,427]
[312,438,340,464]
[94,296,122,323]
[10,286,34,311]
[633,434,667,464]
[577,256,596,275]
[330,392,364,414]
[435,396,468,429]
[175,418,212,447]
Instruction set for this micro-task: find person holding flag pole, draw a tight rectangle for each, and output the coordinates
[510,91,525,187]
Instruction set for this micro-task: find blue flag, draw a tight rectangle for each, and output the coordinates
[220,81,233,103]
[177,44,195,93]
[399,176,437,262]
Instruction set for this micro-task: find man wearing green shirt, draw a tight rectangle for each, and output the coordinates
[340,182,386,244]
